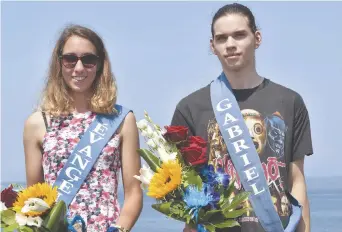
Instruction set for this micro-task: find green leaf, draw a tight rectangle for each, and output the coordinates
[152,202,172,217]
[138,149,161,172]
[169,201,186,218]
[42,200,67,232]
[222,192,250,213]
[200,209,224,222]
[182,208,196,225]
[213,219,240,228]
[36,226,50,232]
[11,183,25,191]
[170,201,185,215]
[18,226,34,232]
[197,208,205,219]
[219,178,236,205]
[1,209,16,225]
[152,201,186,222]
[182,169,202,189]
[3,222,19,232]
[223,207,250,218]
[184,211,193,224]
[204,224,216,232]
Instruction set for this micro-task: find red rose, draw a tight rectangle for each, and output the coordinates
[181,144,207,166]
[1,185,18,207]
[163,126,188,143]
[188,136,207,148]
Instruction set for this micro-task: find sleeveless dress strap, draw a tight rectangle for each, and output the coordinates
[42,111,49,129]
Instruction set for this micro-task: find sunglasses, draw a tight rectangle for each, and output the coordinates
[59,54,99,68]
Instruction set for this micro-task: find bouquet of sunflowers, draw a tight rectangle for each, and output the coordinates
[0,183,68,232]
[134,112,252,232]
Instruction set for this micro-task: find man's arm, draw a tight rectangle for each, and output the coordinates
[289,93,313,232]
[288,157,310,232]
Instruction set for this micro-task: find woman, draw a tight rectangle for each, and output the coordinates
[23,24,143,232]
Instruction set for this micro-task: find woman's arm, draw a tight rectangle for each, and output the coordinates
[115,112,143,231]
[23,111,45,187]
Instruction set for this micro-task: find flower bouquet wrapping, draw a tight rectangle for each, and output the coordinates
[134,112,252,232]
[0,183,68,232]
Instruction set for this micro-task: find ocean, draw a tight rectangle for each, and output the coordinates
[1,176,341,232]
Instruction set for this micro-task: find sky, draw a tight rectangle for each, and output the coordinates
[1,1,342,182]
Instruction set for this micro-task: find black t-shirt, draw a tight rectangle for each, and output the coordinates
[171,78,313,232]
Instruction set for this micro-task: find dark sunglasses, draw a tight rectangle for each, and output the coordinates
[59,54,99,68]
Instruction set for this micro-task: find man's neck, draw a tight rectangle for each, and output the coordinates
[223,66,264,90]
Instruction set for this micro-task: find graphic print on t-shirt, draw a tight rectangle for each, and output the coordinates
[207,109,291,223]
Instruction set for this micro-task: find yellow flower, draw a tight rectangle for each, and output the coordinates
[13,183,58,217]
[147,160,182,199]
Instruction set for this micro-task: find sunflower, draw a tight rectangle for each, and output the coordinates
[13,182,58,217]
[147,160,182,199]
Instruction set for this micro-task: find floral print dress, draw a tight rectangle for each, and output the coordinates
[42,111,122,231]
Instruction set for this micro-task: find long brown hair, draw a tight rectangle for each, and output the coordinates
[40,24,117,116]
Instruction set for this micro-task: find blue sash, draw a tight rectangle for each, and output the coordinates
[53,104,131,207]
[210,73,302,232]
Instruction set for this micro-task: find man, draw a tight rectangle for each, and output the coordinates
[171,3,312,232]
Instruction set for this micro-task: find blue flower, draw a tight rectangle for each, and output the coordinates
[215,167,230,188]
[197,224,209,232]
[183,185,214,208]
[183,184,216,222]
[200,164,216,183]
[204,184,220,208]
[200,164,230,188]
[107,227,119,232]
[67,215,86,232]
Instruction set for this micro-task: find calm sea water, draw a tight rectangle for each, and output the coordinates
[1,177,341,232]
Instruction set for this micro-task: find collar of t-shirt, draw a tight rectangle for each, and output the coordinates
[232,78,268,101]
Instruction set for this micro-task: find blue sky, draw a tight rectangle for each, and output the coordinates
[1,1,342,182]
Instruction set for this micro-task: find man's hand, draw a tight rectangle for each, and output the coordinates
[288,157,311,232]
[183,224,197,232]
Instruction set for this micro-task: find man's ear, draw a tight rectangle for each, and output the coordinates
[210,38,217,55]
[255,30,262,49]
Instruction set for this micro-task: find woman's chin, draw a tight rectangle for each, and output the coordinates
[69,84,91,94]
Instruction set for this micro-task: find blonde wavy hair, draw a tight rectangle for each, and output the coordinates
[39,24,117,116]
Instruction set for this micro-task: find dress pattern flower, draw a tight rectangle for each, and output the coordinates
[42,111,121,231]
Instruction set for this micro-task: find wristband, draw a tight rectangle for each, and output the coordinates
[109,224,129,232]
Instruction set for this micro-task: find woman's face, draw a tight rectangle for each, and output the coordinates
[61,36,99,94]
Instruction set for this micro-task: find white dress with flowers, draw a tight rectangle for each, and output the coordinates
[42,111,121,232]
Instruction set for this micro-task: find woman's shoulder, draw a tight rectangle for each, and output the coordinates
[24,111,46,135]
[118,111,136,136]
[25,110,44,125]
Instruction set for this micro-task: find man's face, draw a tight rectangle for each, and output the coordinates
[210,14,261,71]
